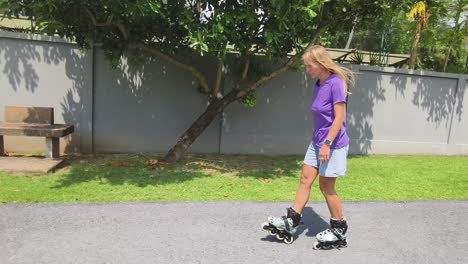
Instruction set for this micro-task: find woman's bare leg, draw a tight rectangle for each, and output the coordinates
[292,164,319,214]
[319,176,343,220]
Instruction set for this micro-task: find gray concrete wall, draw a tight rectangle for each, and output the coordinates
[92,49,221,154]
[346,66,468,155]
[220,66,313,155]
[0,31,93,155]
[448,76,468,153]
[220,64,468,155]
[1,32,467,156]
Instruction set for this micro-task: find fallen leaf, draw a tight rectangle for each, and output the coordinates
[3,150,14,156]
[144,159,171,168]
[144,159,159,166]
[108,161,134,167]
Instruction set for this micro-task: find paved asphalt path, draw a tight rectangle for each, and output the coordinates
[1,201,467,264]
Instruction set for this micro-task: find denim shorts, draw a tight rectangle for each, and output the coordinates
[303,143,349,177]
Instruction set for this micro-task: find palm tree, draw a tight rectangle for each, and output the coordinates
[442,0,468,72]
[407,1,429,69]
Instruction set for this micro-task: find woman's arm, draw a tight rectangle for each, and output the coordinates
[319,102,346,163]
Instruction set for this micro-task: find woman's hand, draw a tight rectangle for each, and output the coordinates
[319,145,330,164]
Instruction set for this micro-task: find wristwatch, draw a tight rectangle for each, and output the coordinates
[323,139,333,146]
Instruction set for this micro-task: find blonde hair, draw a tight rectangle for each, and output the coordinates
[302,45,353,95]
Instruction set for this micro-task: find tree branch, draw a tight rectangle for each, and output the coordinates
[236,26,327,98]
[135,42,210,93]
[241,55,250,81]
[234,0,335,99]
[213,59,224,98]
[115,20,129,40]
[84,7,207,93]
[84,7,111,27]
[84,7,128,40]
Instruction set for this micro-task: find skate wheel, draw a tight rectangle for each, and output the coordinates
[260,222,269,231]
[341,239,348,247]
[283,236,294,244]
[333,239,348,248]
[313,241,320,250]
[313,241,331,250]
[276,233,285,240]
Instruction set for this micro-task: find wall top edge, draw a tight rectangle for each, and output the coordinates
[352,64,468,80]
[0,30,76,45]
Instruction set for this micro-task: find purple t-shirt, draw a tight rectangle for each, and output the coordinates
[310,74,349,149]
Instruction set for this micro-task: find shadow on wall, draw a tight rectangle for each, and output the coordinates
[60,46,91,154]
[91,49,217,153]
[347,66,465,154]
[455,78,466,122]
[1,35,219,155]
[112,50,216,98]
[347,66,386,154]
[0,40,39,92]
[390,71,462,128]
[0,37,88,154]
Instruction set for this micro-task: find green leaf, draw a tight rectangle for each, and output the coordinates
[37,21,49,31]
[309,0,320,8]
[200,43,209,52]
[307,9,317,17]
[147,0,160,14]
[217,22,224,33]
[242,93,257,108]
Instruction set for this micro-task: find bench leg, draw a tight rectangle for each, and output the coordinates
[46,137,60,159]
[0,135,4,156]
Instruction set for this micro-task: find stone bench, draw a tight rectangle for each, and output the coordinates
[0,106,74,159]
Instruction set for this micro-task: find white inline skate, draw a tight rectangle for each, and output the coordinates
[261,207,301,244]
[313,218,348,250]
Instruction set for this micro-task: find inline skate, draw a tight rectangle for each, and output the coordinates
[313,218,348,250]
[261,207,301,244]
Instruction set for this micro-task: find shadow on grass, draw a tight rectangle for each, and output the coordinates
[51,153,303,189]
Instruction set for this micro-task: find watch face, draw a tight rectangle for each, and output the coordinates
[325,140,332,145]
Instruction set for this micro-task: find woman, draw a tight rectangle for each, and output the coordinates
[261,45,352,249]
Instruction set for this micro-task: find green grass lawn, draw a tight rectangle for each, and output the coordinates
[1,154,467,203]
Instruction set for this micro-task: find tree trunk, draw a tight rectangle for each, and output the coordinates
[345,17,359,49]
[443,2,464,72]
[442,44,452,72]
[408,16,423,69]
[164,90,239,163]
